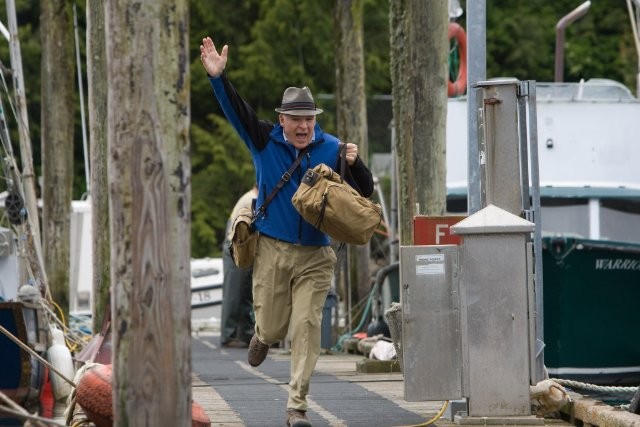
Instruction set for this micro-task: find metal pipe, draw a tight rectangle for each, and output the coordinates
[466,0,486,215]
[525,81,546,383]
[389,120,398,263]
[555,1,591,82]
[627,0,640,97]
[6,0,49,295]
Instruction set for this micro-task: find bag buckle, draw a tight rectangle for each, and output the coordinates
[302,169,319,186]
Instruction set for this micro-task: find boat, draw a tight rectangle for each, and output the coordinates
[443,78,640,386]
[0,225,49,424]
[190,257,224,321]
[68,201,225,321]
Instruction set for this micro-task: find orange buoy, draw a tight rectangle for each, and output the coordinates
[191,401,211,427]
[75,364,112,427]
[448,22,467,97]
[75,363,212,427]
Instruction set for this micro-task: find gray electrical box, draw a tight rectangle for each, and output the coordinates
[400,245,464,401]
[451,205,534,416]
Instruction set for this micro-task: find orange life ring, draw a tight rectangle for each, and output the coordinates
[448,22,467,97]
[75,363,212,426]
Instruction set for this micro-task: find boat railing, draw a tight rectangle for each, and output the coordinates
[537,78,638,102]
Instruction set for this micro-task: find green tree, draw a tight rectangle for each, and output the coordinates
[362,0,391,94]
[231,0,335,117]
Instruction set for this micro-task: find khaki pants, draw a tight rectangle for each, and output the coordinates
[252,235,336,410]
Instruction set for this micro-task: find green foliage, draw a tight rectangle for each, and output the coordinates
[190,0,261,130]
[362,0,391,94]
[487,1,557,81]
[230,0,335,118]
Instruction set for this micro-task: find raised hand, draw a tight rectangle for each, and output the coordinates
[200,36,228,78]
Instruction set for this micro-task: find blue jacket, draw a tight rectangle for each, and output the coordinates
[209,74,374,246]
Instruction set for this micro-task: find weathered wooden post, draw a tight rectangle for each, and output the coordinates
[390,0,449,245]
[40,0,75,317]
[334,0,371,318]
[105,1,191,425]
[86,0,110,331]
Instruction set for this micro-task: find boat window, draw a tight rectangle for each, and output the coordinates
[600,198,640,243]
[540,198,589,238]
[600,198,640,215]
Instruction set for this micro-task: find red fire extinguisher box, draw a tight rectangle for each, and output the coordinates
[413,215,466,245]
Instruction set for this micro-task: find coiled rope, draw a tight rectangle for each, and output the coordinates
[553,378,638,394]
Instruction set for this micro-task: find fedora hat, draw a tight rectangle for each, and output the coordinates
[275,86,323,116]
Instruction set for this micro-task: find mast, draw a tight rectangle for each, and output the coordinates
[6,0,39,239]
[4,0,48,291]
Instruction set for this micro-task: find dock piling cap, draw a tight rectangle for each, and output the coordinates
[450,204,534,235]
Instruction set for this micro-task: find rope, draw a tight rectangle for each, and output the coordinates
[332,290,374,351]
[0,389,65,426]
[553,378,638,394]
[0,404,65,426]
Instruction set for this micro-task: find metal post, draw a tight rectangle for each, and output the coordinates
[474,79,522,215]
[474,79,546,385]
[524,81,545,384]
[390,120,398,263]
[466,0,486,215]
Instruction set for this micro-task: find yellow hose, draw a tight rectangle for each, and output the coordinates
[396,401,449,427]
[50,299,66,326]
[48,299,82,351]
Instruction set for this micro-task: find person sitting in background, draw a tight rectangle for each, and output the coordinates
[220,185,258,348]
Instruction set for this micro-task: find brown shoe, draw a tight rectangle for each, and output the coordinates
[247,335,269,367]
[286,409,311,427]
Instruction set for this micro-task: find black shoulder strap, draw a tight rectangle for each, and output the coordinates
[338,143,347,182]
[255,144,312,220]
[337,142,364,196]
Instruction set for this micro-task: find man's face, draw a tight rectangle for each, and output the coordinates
[279,114,316,149]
